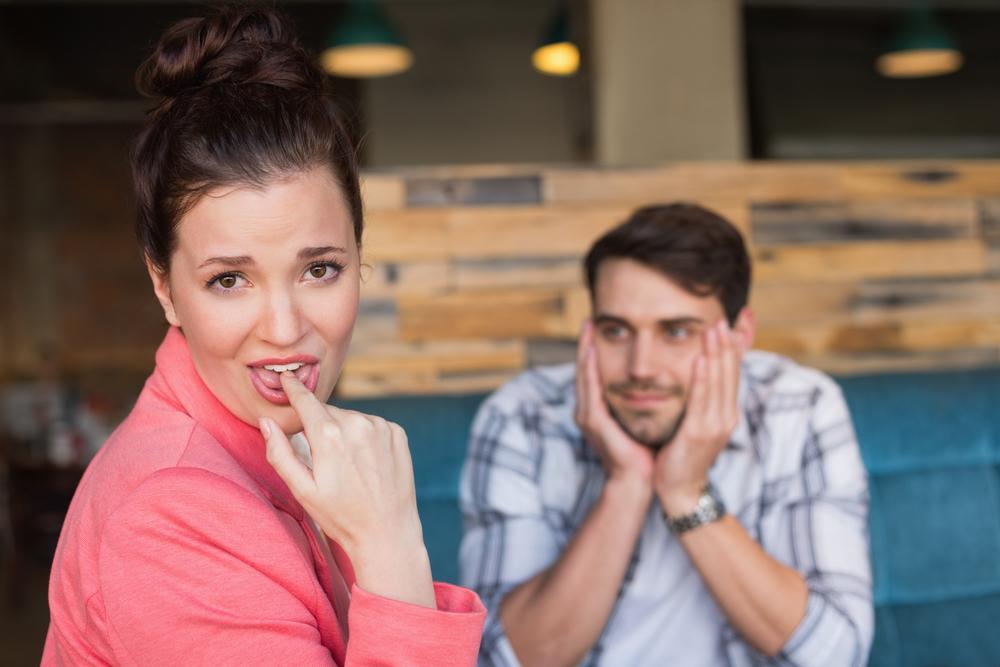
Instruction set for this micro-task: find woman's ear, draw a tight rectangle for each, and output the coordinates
[733,307,756,353]
[146,259,181,327]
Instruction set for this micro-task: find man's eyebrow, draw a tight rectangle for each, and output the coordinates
[657,317,705,327]
[198,255,253,270]
[593,314,631,327]
[298,246,347,260]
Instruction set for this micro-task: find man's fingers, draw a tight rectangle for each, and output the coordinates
[584,342,606,417]
[705,324,724,422]
[575,320,593,424]
[687,354,709,425]
[261,416,316,499]
[719,322,740,427]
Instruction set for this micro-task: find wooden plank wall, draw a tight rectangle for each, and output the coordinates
[342,162,1000,397]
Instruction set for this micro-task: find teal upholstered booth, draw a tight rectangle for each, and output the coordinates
[340,365,1000,667]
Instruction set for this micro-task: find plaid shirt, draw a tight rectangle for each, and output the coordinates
[460,351,873,667]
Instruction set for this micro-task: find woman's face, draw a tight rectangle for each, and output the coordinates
[148,167,360,435]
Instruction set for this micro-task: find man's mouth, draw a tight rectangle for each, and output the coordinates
[247,356,320,405]
[611,384,682,408]
[620,392,674,408]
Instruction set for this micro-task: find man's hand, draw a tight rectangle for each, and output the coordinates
[655,319,745,517]
[575,320,654,488]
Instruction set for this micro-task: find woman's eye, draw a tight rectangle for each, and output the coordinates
[207,272,246,291]
[305,262,341,281]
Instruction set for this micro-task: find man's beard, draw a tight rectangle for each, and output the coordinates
[606,381,686,451]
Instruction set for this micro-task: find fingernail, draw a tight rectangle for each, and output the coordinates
[258,417,271,439]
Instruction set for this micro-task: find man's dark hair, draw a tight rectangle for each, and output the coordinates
[583,203,751,323]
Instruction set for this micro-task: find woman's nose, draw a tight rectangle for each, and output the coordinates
[258,290,306,347]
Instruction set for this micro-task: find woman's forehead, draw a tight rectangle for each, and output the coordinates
[176,169,355,255]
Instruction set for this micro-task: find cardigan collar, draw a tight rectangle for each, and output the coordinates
[152,326,303,520]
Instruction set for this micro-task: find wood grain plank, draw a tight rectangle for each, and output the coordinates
[454,257,581,289]
[754,240,987,283]
[752,199,978,245]
[756,318,1000,357]
[398,288,568,340]
[836,163,1000,200]
[448,205,631,259]
[362,209,451,262]
[784,348,1000,377]
[360,261,451,298]
[361,174,405,211]
[336,369,519,398]
[343,339,525,375]
[543,163,841,204]
[752,277,1000,325]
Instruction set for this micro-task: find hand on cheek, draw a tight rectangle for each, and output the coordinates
[654,319,742,516]
[574,320,655,489]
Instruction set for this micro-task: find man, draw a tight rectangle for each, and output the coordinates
[459,204,873,666]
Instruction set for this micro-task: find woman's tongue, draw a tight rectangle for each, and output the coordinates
[253,364,312,390]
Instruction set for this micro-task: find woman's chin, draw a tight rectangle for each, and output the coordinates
[270,410,305,436]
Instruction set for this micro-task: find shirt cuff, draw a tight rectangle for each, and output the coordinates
[346,582,486,665]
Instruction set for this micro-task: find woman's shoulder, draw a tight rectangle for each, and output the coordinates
[71,399,273,547]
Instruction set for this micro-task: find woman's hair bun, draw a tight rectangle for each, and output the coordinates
[136,7,321,101]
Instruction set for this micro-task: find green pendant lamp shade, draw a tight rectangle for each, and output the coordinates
[877,7,963,79]
[532,6,579,76]
[321,0,413,78]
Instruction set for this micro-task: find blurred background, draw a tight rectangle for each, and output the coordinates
[2,1,1000,665]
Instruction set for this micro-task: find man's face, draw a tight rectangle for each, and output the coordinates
[592,258,739,449]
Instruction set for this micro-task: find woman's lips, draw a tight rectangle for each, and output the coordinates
[248,363,319,405]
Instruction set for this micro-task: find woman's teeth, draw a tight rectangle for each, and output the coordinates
[263,362,304,373]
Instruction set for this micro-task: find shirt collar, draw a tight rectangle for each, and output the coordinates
[151,326,303,519]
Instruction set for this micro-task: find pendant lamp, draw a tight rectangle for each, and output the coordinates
[876,6,963,79]
[532,5,579,77]
[321,0,413,78]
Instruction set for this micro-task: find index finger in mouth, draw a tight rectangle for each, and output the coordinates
[278,372,330,428]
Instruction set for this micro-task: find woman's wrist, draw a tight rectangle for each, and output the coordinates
[349,534,436,609]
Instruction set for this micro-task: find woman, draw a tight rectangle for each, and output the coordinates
[43,7,485,665]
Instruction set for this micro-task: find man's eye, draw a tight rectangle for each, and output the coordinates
[601,325,628,339]
[667,326,689,339]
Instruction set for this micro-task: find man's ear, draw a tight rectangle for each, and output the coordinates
[733,307,756,353]
[146,258,181,327]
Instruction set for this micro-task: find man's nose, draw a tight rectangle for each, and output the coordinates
[628,334,656,380]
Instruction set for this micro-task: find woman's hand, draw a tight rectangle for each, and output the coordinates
[261,372,435,608]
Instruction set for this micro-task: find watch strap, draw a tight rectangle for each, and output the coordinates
[667,483,726,534]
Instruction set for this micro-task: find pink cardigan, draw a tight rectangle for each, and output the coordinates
[43,327,485,665]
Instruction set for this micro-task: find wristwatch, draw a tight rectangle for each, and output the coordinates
[666,482,726,534]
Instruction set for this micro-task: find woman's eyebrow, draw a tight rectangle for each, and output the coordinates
[198,255,253,269]
[298,246,346,260]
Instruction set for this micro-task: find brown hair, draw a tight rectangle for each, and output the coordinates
[132,6,362,273]
[583,203,751,323]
